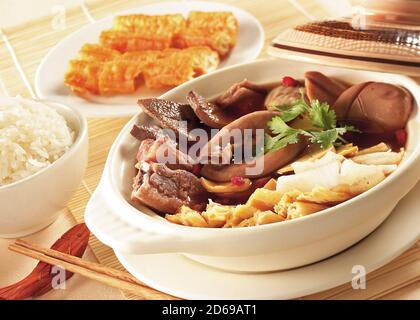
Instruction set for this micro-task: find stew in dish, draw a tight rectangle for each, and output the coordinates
[129,71,413,228]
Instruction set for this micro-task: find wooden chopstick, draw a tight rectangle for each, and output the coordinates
[9,240,178,300]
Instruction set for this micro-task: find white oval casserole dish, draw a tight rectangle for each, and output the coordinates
[86,58,420,272]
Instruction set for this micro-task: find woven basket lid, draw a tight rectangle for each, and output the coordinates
[268,18,420,76]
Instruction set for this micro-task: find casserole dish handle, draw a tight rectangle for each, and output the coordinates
[85,188,189,255]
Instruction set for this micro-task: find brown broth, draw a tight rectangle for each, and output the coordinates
[346,131,404,151]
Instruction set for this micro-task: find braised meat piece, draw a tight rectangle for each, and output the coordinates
[217,79,267,114]
[186,91,236,128]
[137,98,199,141]
[131,138,206,213]
[132,162,207,214]
[134,137,193,171]
[304,71,348,106]
[130,124,162,141]
[333,82,413,134]
[186,80,267,129]
[200,110,305,181]
[264,84,302,109]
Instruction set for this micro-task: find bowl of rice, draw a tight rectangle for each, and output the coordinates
[0,97,88,237]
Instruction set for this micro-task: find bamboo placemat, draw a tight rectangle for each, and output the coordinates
[0,0,418,300]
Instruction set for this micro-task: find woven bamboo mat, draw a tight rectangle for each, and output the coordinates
[0,0,418,300]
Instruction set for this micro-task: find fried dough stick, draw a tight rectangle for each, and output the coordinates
[78,43,120,62]
[112,14,186,33]
[64,44,120,94]
[64,60,103,95]
[65,47,219,95]
[100,31,173,52]
[101,12,238,56]
[174,11,238,57]
[101,14,186,52]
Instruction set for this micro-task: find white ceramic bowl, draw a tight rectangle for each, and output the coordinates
[0,99,88,238]
[86,58,420,272]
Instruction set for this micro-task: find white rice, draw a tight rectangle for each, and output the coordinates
[0,97,74,186]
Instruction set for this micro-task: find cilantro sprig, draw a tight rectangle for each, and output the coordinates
[264,90,360,153]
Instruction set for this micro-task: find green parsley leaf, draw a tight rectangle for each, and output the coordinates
[309,129,338,149]
[267,116,294,135]
[264,92,361,153]
[264,134,277,151]
[267,131,301,152]
[264,116,304,153]
[307,100,336,129]
[276,104,307,122]
[272,90,308,122]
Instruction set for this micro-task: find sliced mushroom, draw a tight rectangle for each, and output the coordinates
[305,71,348,106]
[333,82,413,133]
[200,177,252,193]
[212,177,271,205]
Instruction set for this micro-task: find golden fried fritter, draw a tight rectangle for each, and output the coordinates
[99,59,143,95]
[64,12,236,95]
[112,14,186,34]
[64,60,103,95]
[187,11,238,36]
[174,11,238,57]
[174,29,236,57]
[131,47,219,89]
[78,43,120,62]
[100,30,173,52]
[65,47,219,95]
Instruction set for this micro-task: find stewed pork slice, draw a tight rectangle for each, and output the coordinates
[137,98,200,141]
[217,79,267,114]
[304,71,349,106]
[131,124,190,155]
[134,138,156,163]
[186,90,236,128]
[200,141,305,182]
[134,137,194,171]
[333,82,413,134]
[132,162,208,213]
[200,110,306,181]
[186,80,268,129]
[199,110,279,164]
[264,84,302,109]
[130,124,162,141]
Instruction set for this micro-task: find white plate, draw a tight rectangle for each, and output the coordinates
[35,1,264,118]
[114,180,420,300]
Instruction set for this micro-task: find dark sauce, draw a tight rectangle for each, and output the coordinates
[345,130,405,152]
